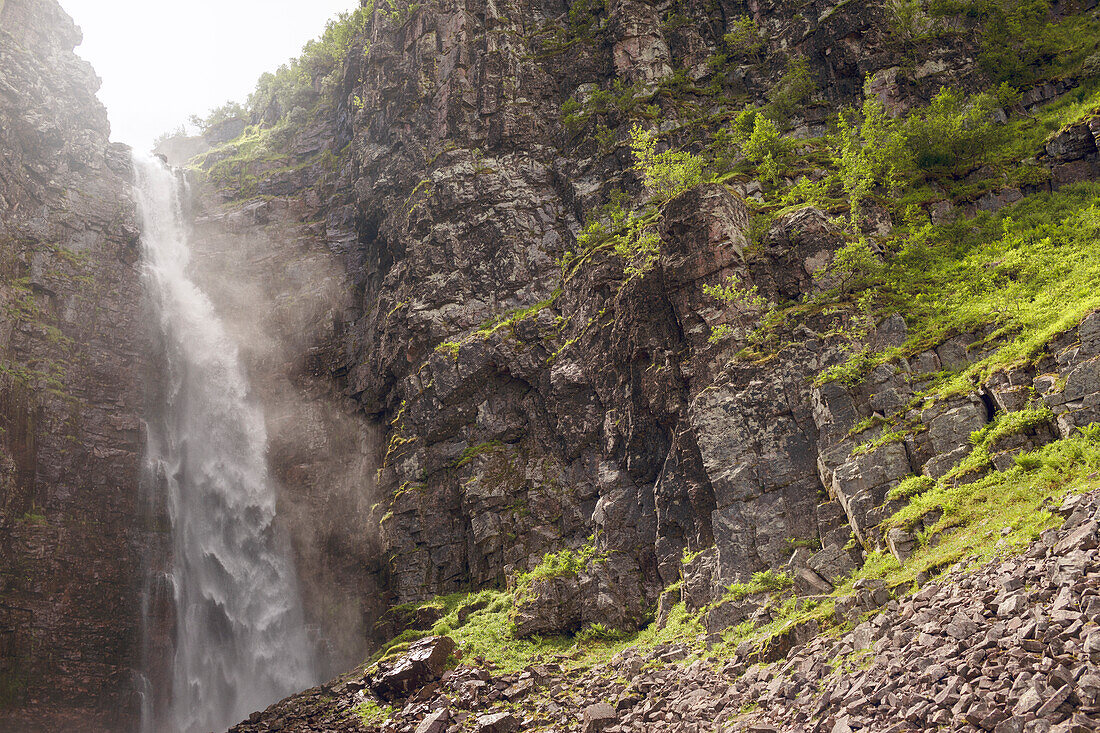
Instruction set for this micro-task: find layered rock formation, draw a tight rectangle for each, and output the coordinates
[281,0,1100,631]
[203,489,1100,733]
[181,0,1100,658]
[5,0,1100,729]
[0,0,148,729]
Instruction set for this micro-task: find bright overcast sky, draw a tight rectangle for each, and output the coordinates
[60,0,358,151]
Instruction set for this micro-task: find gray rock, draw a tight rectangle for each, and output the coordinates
[582,701,617,732]
[370,636,456,701]
[415,708,450,733]
[475,712,519,733]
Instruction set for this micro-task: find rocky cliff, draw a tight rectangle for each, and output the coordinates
[186,0,1100,631]
[175,0,1100,728]
[206,489,1100,733]
[4,0,1100,729]
[0,0,149,730]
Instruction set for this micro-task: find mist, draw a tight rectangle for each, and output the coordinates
[181,177,387,680]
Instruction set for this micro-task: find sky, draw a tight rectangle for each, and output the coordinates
[61,0,358,151]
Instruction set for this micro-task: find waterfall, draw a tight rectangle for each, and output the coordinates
[132,153,317,733]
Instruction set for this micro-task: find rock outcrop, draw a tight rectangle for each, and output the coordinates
[185,0,1100,655]
[0,0,149,730]
[217,490,1100,732]
[7,0,1100,728]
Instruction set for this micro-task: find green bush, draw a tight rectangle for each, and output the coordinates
[833,96,903,223]
[901,87,999,176]
[514,543,602,597]
[766,56,816,123]
[629,125,706,202]
[569,196,661,278]
[724,569,793,601]
[739,113,789,164]
[189,101,246,133]
[977,0,1052,84]
[888,474,935,501]
[724,16,765,59]
[246,7,371,123]
[884,0,938,43]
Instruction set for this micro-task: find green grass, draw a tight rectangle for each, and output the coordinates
[851,425,922,457]
[369,420,1097,677]
[721,569,793,602]
[369,583,710,678]
[817,180,1100,395]
[513,542,602,598]
[452,440,503,469]
[937,406,1055,482]
[475,291,561,339]
[356,698,394,725]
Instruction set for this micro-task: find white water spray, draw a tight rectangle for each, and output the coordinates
[133,153,316,733]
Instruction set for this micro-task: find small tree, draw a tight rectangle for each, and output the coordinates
[901,87,998,176]
[766,56,816,123]
[883,0,935,45]
[742,114,789,163]
[832,95,905,226]
[703,273,775,342]
[629,125,706,202]
[724,16,765,60]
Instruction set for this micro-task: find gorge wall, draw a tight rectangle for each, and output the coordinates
[0,0,148,729]
[189,0,1100,641]
[3,0,1100,729]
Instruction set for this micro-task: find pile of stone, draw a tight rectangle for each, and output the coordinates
[229,490,1100,733]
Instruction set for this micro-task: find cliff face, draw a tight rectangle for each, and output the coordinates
[186,0,1100,647]
[2,0,1099,728]
[317,0,998,617]
[0,0,148,729]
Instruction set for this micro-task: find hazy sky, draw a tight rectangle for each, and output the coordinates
[61,0,358,151]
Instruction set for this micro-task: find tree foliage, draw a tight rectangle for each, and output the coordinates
[901,87,999,175]
[724,16,765,60]
[629,125,706,202]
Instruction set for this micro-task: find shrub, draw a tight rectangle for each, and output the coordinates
[825,238,885,293]
[883,0,937,44]
[629,125,706,202]
[514,542,602,597]
[703,273,778,342]
[246,8,371,123]
[740,113,789,163]
[724,569,793,601]
[724,15,765,60]
[766,56,816,123]
[189,101,246,133]
[704,274,769,311]
[901,87,999,176]
[833,96,904,224]
[571,195,662,277]
[977,0,1052,85]
[888,474,935,501]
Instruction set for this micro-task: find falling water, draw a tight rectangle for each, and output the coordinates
[132,153,317,733]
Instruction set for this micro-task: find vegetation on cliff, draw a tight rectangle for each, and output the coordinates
[173,0,1100,722]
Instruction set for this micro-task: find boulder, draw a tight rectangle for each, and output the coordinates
[369,636,456,701]
[583,701,618,732]
[415,708,450,733]
[475,712,519,733]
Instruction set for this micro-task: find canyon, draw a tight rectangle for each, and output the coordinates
[2,0,1100,730]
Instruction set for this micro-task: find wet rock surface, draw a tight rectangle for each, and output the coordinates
[0,0,149,730]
